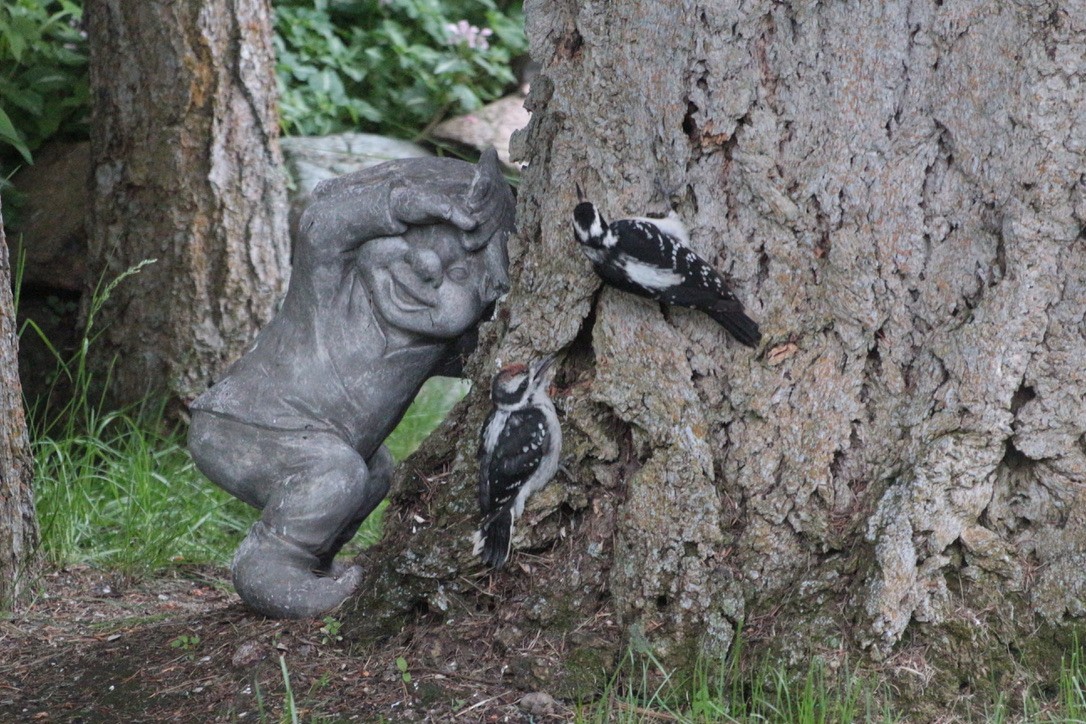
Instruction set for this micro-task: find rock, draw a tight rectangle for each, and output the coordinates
[430,91,530,168]
[230,640,266,668]
[280,133,431,198]
[8,141,91,292]
[518,691,558,717]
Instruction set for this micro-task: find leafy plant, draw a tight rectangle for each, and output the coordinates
[274,0,527,138]
[0,0,88,167]
[396,656,412,684]
[319,616,342,645]
[169,633,201,651]
[0,0,526,168]
[169,633,202,662]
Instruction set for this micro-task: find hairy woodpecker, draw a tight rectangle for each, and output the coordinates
[474,354,562,569]
[571,188,762,347]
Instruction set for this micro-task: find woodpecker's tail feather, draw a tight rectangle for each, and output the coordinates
[709,299,761,348]
[473,508,515,569]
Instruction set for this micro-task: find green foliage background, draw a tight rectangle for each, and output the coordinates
[0,0,87,165]
[0,0,527,168]
[275,0,526,137]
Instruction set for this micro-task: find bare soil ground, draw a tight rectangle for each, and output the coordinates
[0,565,577,722]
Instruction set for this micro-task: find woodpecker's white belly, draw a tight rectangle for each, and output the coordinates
[620,256,684,290]
[482,409,509,461]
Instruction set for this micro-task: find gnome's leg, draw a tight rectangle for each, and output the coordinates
[190,413,392,619]
[315,444,393,576]
[231,433,391,619]
[188,410,278,510]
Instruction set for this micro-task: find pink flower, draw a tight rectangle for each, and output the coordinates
[445,20,493,50]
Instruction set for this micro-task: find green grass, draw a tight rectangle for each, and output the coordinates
[574,636,1086,724]
[385,376,470,462]
[25,260,252,573]
[32,408,257,572]
[1057,639,1086,721]
[576,646,900,724]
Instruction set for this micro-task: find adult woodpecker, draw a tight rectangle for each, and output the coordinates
[474,355,562,569]
[572,187,761,347]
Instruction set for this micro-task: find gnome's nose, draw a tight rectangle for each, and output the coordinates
[407,248,444,287]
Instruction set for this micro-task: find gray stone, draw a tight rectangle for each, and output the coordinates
[188,150,514,619]
[430,91,530,168]
[230,640,266,668]
[518,691,559,716]
[280,133,431,197]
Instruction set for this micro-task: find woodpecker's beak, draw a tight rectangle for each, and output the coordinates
[575,183,586,202]
[531,353,557,383]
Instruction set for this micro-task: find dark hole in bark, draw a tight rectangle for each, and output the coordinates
[830,448,847,481]
[1002,438,1032,471]
[1010,383,1036,415]
[559,28,584,60]
[682,101,699,140]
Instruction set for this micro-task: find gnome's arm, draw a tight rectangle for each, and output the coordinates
[292,170,481,264]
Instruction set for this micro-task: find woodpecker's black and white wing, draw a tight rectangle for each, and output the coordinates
[608,219,762,347]
[475,407,551,568]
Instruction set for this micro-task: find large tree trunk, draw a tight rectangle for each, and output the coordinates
[0,197,41,610]
[344,0,1086,710]
[85,0,289,407]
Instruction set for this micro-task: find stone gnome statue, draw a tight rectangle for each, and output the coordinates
[189,150,514,618]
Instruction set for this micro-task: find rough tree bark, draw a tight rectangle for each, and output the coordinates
[0,196,41,610]
[84,0,290,407]
[345,0,1086,711]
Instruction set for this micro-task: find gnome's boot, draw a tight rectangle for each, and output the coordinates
[231,445,393,619]
[231,521,363,619]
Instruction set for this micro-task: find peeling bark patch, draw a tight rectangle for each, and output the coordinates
[556,27,583,61]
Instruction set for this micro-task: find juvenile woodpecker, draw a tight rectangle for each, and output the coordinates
[474,355,562,569]
[572,189,762,347]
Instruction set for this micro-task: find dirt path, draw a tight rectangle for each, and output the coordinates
[0,566,571,722]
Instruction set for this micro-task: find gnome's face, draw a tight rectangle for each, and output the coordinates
[357,148,514,341]
[358,221,495,340]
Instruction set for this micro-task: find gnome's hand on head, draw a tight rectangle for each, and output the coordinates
[295,149,509,267]
[388,183,479,232]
